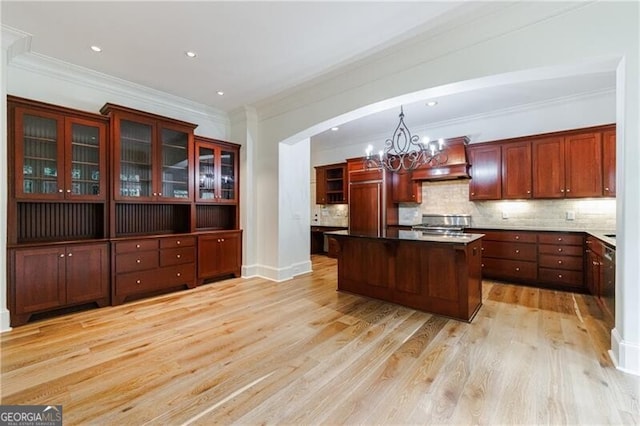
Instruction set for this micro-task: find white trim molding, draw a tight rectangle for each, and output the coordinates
[610,328,640,376]
[243,261,313,282]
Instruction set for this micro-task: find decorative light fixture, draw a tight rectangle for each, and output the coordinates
[90,45,102,53]
[364,106,447,173]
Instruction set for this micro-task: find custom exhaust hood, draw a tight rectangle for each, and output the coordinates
[410,136,471,181]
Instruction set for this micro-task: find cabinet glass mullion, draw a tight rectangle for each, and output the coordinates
[21,114,61,196]
[160,128,189,199]
[197,146,216,200]
[119,120,152,198]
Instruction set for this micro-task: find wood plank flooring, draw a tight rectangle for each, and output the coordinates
[2,255,639,425]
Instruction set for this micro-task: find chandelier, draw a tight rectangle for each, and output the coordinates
[364,106,447,173]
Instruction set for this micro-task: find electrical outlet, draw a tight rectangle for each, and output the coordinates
[502,211,509,219]
[566,211,575,220]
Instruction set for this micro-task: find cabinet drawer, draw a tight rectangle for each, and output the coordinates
[160,236,196,249]
[115,251,159,273]
[538,233,583,246]
[476,230,537,243]
[482,258,537,281]
[539,254,583,271]
[115,239,158,254]
[160,247,195,266]
[115,264,195,296]
[538,244,582,256]
[538,268,583,288]
[586,237,605,257]
[482,241,537,261]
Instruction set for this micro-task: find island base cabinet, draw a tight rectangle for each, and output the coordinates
[10,243,110,326]
[334,236,482,322]
[197,230,242,284]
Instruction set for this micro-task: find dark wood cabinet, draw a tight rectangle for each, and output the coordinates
[501,141,532,199]
[532,136,565,198]
[476,230,537,281]
[197,230,242,283]
[10,243,109,326]
[602,129,616,197]
[392,171,422,203]
[585,236,615,326]
[195,136,239,203]
[101,104,196,202]
[467,144,501,200]
[315,163,347,204]
[537,232,585,291]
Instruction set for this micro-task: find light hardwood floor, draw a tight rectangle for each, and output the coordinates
[1,255,639,425]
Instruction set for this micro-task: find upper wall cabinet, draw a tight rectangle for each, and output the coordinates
[13,104,107,201]
[501,141,532,199]
[602,129,616,197]
[101,104,196,202]
[315,162,347,204]
[195,136,239,203]
[533,132,603,198]
[467,144,501,200]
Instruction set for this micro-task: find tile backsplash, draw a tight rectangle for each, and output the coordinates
[311,204,348,227]
[398,180,616,230]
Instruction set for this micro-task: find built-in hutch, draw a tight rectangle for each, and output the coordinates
[7,96,241,325]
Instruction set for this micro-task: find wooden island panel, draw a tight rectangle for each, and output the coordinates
[330,231,483,322]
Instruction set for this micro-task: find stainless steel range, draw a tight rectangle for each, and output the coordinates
[412,214,472,235]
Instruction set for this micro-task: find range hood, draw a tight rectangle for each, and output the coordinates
[411,136,470,181]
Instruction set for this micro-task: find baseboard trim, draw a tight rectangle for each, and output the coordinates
[610,327,640,376]
[0,308,12,333]
[241,261,312,282]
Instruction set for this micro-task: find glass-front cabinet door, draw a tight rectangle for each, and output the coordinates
[195,137,238,203]
[159,125,191,200]
[220,148,237,202]
[15,108,65,199]
[66,117,107,200]
[117,119,153,200]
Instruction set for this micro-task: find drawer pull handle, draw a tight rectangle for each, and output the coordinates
[558,260,563,264]
[177,272,181,277]
[515,236,520,240]
[558,237,563,241]
[481,247,485,251]
[136,259,141,263]
[136,280,141,284]
[221,238,225,242]
[481,264,485,267]
[176,254,181,259]
[136,244,141,249]
[558,248,563,252]
[515,249,520,254]
[515,267,520,271]
[177,241,181,245]
[558,274,563,278]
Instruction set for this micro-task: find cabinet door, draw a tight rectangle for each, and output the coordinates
[602,130,616,197]
[14,247,66,313]
[501,141,532,199]
[468,145,501,200]
[198,232,241,279]
[115,117,155,200]
[586,250,602,296]
[315,166,327,204]
[15,107,65,200]
[197,142,217,201]
[196,140,239,203]
[219,147,238,202]
[65,117,107,200]
[66,243,110,304]
[532,136,565,198]
[158,123,192,201]
[564,132,602,198]
[392,172,422,203]
[349,182,382,235]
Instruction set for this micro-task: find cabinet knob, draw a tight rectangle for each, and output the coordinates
[136,259,141,263]
[68,253,73,257]
[158,192,162,196]
[221,238,225,242]
[558,260,563,264]
[515,267,520,271]
[515,236,520,240]
[176,241,181,245]
[136,280,141,284]
[481,247,485,251]
[527,190,531,194]
[59,253,65,258]
[605,187,610,191]
[515,249,520,254]
[481,264,485,267]
[66,189,71,193]
[176,254,181,259]
[558,248,563,252]
[558,274,563,278]
[560,189,565,193]
[58,189,63,193]
[471,192,475,196]
[176,273,181,277]
[136,244,141,248]
[566,189,570,193]
[153,192,157,196]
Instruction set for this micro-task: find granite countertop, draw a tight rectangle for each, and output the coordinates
[462,225,616,248]
[325,229,484,245]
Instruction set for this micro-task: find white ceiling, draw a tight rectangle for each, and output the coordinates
[2,1,616,146]
[1,1,464,111]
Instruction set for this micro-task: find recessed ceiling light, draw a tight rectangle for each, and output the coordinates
[90,45,102,53]
[426,100,438,107]
[185,51,197,58]
[331,127,339,131]
[217,91,224,96]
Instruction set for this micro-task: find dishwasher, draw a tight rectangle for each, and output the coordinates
[602,245,616,319]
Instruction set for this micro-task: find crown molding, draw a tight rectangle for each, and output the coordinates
[8,51,229,128]
[1,25,32,57]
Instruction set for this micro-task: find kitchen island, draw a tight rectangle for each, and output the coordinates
[326,229,484,322]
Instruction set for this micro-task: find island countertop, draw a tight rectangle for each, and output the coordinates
[325,229,484,245]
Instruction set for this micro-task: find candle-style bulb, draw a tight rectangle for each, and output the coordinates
[379,150,384,161]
